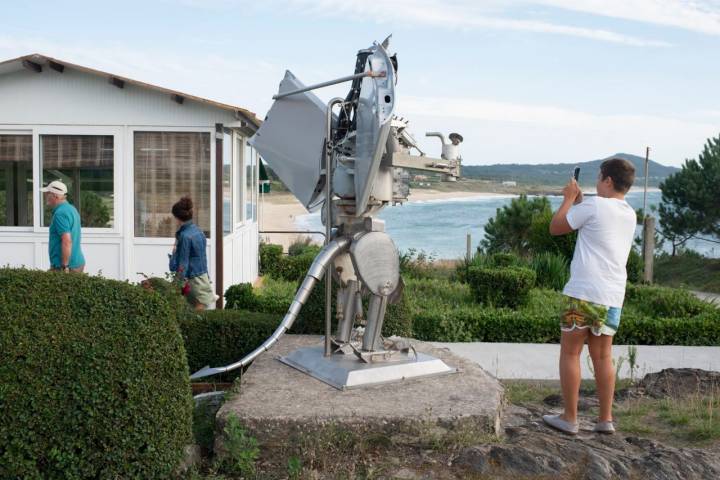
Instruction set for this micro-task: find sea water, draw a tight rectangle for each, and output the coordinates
[294,190,718,259]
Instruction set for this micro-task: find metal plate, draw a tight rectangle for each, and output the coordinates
[354,42,396,216]
[349,231,400,296]
[249,70,331,212]
[279,345,457,390]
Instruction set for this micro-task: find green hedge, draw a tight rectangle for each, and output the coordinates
[0,268,193,479]
[467,266,536,308]
[412,284,720,346]
[225,276,413,338]
[179,310,281,379]
[259,243,321,282]
[625,283,713,318]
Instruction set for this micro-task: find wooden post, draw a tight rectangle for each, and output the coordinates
[215,124,224,309]
[466,232,472,261]
[643,216,655,283]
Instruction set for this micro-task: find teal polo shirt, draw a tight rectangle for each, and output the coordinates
[49,202,85,269]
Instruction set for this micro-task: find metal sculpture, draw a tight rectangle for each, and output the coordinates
[191,36,463,389]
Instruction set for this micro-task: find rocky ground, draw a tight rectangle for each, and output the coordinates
[187,368,720,479]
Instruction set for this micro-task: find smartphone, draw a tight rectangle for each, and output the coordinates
[573,167,580,182]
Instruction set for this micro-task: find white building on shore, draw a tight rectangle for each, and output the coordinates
[0,53,262,304]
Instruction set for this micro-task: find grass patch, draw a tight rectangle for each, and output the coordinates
[655,254,720,294]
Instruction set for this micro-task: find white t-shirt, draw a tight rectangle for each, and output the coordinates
[563,196,637,308]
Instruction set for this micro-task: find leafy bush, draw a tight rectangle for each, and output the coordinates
[626,247,644,284]
[179,309,281,379]
[530,252,570,291]
[625,284,714,318]
[0,268,193,479]
[259,243,283,276]
[528,209,577,260]
[481,195,552,255]
[399,248,438,279]
[287,237,320,257]
[457,252,526,283]
[467,266,536,308]
[225,276,413,338]
[224,283,258,311]
[259,243,319,282]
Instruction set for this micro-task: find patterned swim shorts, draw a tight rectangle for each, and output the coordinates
[560,296,621,336]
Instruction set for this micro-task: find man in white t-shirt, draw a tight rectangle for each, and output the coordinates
[542,158,637,435]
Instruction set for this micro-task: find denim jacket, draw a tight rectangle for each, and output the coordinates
[169,221,208,279]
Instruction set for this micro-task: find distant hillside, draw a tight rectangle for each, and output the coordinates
[462,153,679,187]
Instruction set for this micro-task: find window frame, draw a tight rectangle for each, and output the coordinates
[0,128,34,232]
[233,131,247,229]
[129,126,216,242]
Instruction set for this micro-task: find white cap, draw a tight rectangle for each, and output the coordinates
[40,180,68,196]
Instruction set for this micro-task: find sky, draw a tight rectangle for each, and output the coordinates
[1,0,719,166]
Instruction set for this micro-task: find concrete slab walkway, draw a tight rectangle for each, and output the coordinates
[432,342,720,380]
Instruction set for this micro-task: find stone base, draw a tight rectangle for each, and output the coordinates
[216,335,505,451]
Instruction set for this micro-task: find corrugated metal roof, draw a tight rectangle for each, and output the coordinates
[0,53,262,128]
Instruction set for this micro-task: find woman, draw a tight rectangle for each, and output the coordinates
[169,197,218,310]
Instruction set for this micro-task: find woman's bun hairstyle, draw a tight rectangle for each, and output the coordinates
[172,196,193,222]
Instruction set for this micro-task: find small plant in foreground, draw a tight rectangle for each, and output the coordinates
[216,414,259,477]
[287,456,302,479]
[627,345,639,383]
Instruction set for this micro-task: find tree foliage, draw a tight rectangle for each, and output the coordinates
[659,134,720,254]
[481,195,552,255]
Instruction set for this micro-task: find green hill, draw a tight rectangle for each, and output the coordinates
[461,153,678,187]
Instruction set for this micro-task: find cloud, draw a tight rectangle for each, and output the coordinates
[280,0,671,46]
[531,0,720,36]
[397,95,718,165]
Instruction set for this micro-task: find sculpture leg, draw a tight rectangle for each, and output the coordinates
[362,294,388,351]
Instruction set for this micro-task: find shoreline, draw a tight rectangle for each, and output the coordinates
[259,187,663,251]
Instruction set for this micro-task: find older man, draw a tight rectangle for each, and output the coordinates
[40,180,85,273]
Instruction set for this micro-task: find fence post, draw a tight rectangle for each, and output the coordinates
[466,233,472,261]
[643,216,655,283]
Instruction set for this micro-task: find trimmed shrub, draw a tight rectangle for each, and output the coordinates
[0,268,193,479]
[489,252,526,268]
[287,238,320,257]
[467,266,536,308]
[528,209,577,260]
[179,310,281,378]
[626,248,643,284]
[259,243,319,282]
[625,283,714,318]
[224,276,413,338]
[259,243,283,276]
[224,282,258,311]
[530,252,570,291]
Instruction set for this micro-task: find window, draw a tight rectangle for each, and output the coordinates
[223,133,232,234]
[41,135,114,228]
[234,136,245,225]
[245,141,257,222]
[0,135,33,227]
[134,132,211,238]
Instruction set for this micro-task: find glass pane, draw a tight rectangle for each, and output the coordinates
[41,135,114,228]
[0,135,33,227]
[223,133,232,234]
[245,142,255,222]
[235,136,245,224]
[134,132,211,238]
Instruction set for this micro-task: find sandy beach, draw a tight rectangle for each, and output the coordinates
[259,189,508,250]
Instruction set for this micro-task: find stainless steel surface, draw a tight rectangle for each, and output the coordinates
[272,70,385,100]
[325,98,345,357]
[353,43,396,216]
[362,294,388,351]
[337,280,359,343]
[279,345,457,390]
[189,237,350,380]
[349,231,400,296]
[249,71,330,211]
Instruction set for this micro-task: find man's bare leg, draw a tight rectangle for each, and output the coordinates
[559,328,588,423]
[588,333,615,422]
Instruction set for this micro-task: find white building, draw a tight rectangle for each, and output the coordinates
[0,54,263,304]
